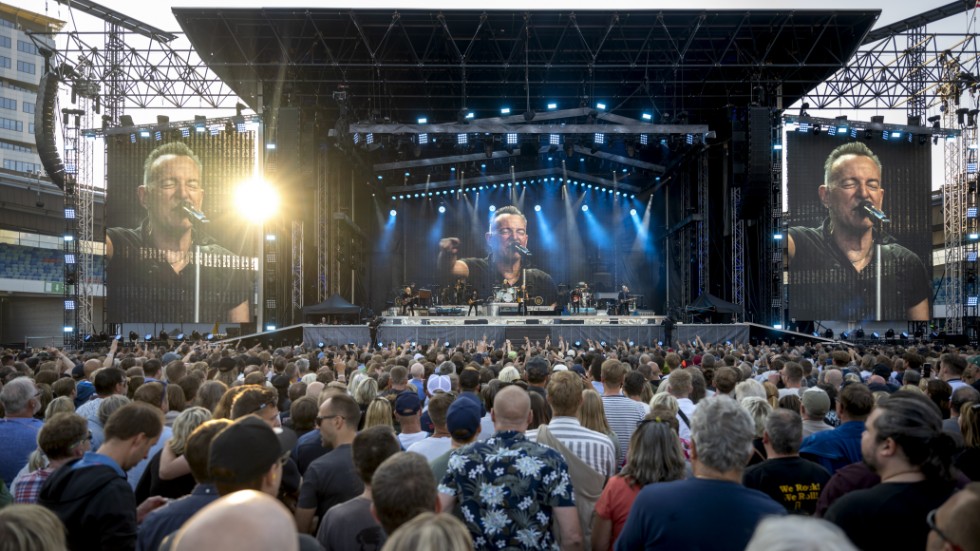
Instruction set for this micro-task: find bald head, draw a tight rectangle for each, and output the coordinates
[84,359,102,378]
[928,484,980,551]
[491,386,531,431]
[174,490,298,551]
[823,369,843,388]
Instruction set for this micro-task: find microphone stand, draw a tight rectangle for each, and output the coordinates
[873,219,883,322]
[182,206,209,324]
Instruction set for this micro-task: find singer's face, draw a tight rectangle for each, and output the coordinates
[487,213,528,261]
[818,154,883,233]
[139,154,204,235]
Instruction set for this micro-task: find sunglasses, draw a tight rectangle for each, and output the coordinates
[927,508,963,551]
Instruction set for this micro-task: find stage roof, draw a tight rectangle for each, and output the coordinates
[173,8,880,123]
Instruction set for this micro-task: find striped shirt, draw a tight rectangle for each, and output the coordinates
[531,417,617,477]
[601,395,648,466]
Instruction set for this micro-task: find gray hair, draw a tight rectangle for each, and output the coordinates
[353,377,379,406]
[143,142,203,187]
[765,408,803,455]
[741,397,773,438]
[734,379,767,403]
[649,393,679,416]
[690,396,755,473]
[97,395,131,425]
[0,377,36,414]
[823,141,882,187]
[746,516,858,551]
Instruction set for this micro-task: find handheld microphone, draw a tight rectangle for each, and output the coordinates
[181,202,210,224]
[859,201,889,223]
[514,244,532,256]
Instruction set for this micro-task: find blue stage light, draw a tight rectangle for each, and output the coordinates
[534,204,541,212]
[389,209,397,217]
[438,205,446,213]
[630,208,637,216]
[581,205,589,212]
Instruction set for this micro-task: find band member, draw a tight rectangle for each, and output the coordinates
[467,290,480,316]
[570,286,583,315]
[516,284,528,316]
[438,205,558,307]
[617,285,631,315]
[400,286,416,316]
[454,278,467,304]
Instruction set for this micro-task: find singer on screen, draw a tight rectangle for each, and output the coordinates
[787,142,930,321]
[438,205,558,308]
[105,142,251,323]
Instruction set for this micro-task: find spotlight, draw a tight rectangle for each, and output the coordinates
[534,204,541,212]
[175,332,185,341]
[885,329,895,339]
[855,328,865,339]
[119,115,134,127]
[581,205,589,212]
[489,205,496,212]
[823,328,834,339]
[144,333,153,341]
[629,208,637,216]
[438,205,446,213]
[389,209,397,217]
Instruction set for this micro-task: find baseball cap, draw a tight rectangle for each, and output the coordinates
[801,388,831,417]
[162,352,180,364]
[436,361,456,376]
[525,357,550,380]
[74,380,95,408]
[498,365,521,383]
[552,364,568,372]
[446,397,481,441]
[217,356,237,372]
[427,374,452,395]
[210,416,298,484]
[394,391,422,416]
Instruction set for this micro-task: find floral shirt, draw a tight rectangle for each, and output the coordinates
[439,430,576,550]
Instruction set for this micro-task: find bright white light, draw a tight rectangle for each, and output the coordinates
[581,205,589,212]
[418,117,428,124]
[630,208,637,216]
[596,102,606,110]
[641,113,652,120]
[547,103,557,110]
[489,205,496,212]
[438,205,446,213]
[234,178,280,223]
[389,209,397,217]
[501,107,511,114]
[534,204,541,212]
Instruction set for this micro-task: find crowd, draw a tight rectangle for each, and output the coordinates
[0,334,979,551]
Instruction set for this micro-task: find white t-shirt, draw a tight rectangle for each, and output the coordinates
[397,431,428,449]
[406,436,453,461]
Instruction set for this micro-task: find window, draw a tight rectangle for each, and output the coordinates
[0,36,10,48]
[16,40,37,55]
[0,56,10,69]
[0,20,14,30]
[3,159,41,173]
[0,117,22,131]
[0,141,31,153]
[16,61,33,75]
[0,97,15,110]
[22,101,33,114]
[28,122,33,134]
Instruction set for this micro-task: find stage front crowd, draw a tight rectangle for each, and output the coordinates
[0,334,979,551]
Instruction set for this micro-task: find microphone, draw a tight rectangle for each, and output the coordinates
[180,202,210,224]
[514,244,532,256]
[859,201,889,223]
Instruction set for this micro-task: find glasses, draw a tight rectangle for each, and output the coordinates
[316,414,344,425]
[926,508,963,551]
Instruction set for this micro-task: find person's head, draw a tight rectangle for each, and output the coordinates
[445,396,482,444]
[734,379,767,403]
[525,356,550,386]
[800,388,831,420]
[208,416,296,496]
[740,396,772,438]
[940,353,968,382]
[44,396,76,419]
[713,366,739,395]
[963,401,980,448]
[394,391,422,424]
[138,142,205,238]
[354,376,379,406]
[486,205,529,261]
[364,397,394,429]
[838,383,874,421]
[491,385,531,432]
[351,425,401,486]
[317,393,361,447]
[0,504,68,551]
[194,380,227,412]
[619,415,686,487]
[600,359,626,388]
[371,452,439,535]
[97,394,131,425]
[666,369,692,398]
[746,516,858,551]
[169,406,212,456]
[780,362,804,387]
[172,490,298,551]
[649,392,679,416]
[37,412,90,462]
[427,392,455,431]
[863,391,954,481]
[578,389,612,434]
[1,377,40,418]
[926,483,980,551]
[381,512,473,551]
[50,378,76,400]
[102,402,165,470]
[691,396,755,475]
[288,395,318,433]
[951,386,980,417]
[820,141,884,235]
[184,418,231,484]
[546,370,583,417]
[764,408,804,456]
[230,385,280,427]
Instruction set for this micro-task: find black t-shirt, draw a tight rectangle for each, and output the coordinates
[954,447,980,481]
[742,456,832,515]
[788,219,930,320]
[297,444,364,528]
[106,222,253,322]
[824,480,955,551]
[461,255,558,307]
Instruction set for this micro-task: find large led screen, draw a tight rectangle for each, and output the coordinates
[785,130,932,322]
[105,131,257,324]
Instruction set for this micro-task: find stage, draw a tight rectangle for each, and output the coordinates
[224,318,834,348]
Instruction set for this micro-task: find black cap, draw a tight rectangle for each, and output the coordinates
[209,416,297,484]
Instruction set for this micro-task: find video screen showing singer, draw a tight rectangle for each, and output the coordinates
[438,205,558,308]
[106,142,251,323]
[787,142,930,321]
